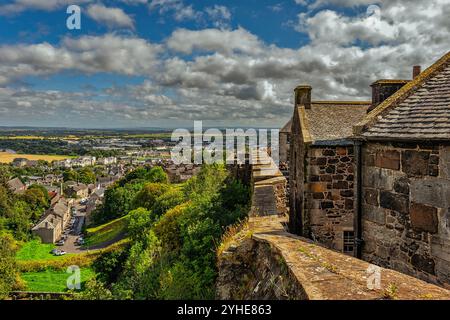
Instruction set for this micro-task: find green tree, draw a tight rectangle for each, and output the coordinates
[146,166,168,184]
[28,184,50,204]
[63,170,78,182]
[76,279,113,300]
[92,248,129,285]
[21,187,49,220]
[151,188,186,218]
[102,186,136,222]
[78,167,96,184]
[132,183,171,211]
[126,208,153,242]
[123,167,148,184]
[0,233,20,299]
[7,201,33,241]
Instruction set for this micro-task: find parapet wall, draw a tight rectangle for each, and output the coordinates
[216,152,450,300]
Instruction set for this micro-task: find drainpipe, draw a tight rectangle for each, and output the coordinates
[354,140,363,259]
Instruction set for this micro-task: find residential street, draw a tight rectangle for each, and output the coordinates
[60,200,86,254]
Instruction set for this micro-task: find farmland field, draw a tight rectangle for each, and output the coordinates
[0,152,72,163]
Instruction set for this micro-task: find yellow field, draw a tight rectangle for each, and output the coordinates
[0,152,72,163]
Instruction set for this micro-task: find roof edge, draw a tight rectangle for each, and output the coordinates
[298,106,313,144]
[312,100,371,105]
[354,50,450,136]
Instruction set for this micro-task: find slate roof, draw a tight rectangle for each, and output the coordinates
[356,51,450,140]
[299,101,370,145]
[7,177,25,193]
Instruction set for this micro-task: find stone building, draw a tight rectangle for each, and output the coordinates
[32,198,71,243]
[279,119,292,164]
[7,177,26,194]
[288,85,370,253]
[354,51,450,287]
[65,183,89,198]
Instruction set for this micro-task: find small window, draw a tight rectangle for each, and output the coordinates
[343,231,355,254]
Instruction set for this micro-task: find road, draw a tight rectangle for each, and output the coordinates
[59,199,118,254]
[60,200,87,254]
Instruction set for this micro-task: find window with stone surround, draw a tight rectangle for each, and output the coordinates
[343,231,354,254]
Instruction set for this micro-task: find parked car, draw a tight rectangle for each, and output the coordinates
[54,250,66,256]
[51,248,59,254]
[56,240,64,246]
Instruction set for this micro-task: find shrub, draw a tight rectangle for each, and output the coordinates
[146,166,168,184]
[153,203,190,253]
[132,183,170,211]
[151,188,186,218]
[126,208,153,241]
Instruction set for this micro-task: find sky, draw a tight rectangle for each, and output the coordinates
[0,0,449,129]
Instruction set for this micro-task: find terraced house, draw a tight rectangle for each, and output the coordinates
[288,86,370,253]
[287,51,450,288]
[354,51,450,287]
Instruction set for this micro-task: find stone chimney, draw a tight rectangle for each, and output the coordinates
[294,85,312,109]
[368,80,409,113]
[413,65,422,79]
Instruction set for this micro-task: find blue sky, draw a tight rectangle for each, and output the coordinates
[0,0,309,93]
[0,0,448,128]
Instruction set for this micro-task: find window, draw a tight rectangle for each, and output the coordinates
[343,231,355,254]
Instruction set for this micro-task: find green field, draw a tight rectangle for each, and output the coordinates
[84,215,128,248]
[16,240,58,261]
[21,268,96,292]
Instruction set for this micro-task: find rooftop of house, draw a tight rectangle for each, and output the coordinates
[52,200,69,217]
[355,51,450,140]
[296,101,370,145]
[7,177,25,192]
[33,213,61,231]
[69,183,88,191]
[371,79,410,86]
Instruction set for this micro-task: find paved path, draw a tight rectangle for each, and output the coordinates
[59,200,124,254]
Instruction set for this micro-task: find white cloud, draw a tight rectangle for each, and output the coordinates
[205,5,231,28]
[0,34,161,84]
[166,28,262,55]
[268,3,284,12]
[0,0,92,15]
[1,0,450,127]
[87,4,135,29]
[149,0,201,22]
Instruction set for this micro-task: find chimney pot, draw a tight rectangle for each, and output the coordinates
[294,85,312,109]
[413,65,421,79]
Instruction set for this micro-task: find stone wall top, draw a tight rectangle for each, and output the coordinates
[225,151,450,300]
[246,216,450,300]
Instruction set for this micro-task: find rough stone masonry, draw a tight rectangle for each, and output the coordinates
[361,142,450,288]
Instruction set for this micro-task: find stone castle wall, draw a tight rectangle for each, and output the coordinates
[216,152,450,299]
[305,146,355,252]
[361,142,450,287]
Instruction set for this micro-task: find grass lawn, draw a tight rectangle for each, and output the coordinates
[84,215,128,248]
[21,268,96,292]
[16,240,76,261]
[16,240,59,261]
[0,152,73,163]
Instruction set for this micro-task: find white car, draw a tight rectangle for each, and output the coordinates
[54,250,66,256]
